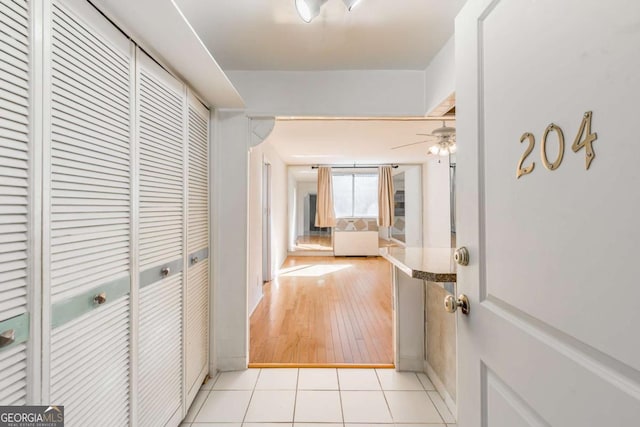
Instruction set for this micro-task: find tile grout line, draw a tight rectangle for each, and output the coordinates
[292,368,300,424]
[418,371,445,425]
[336,368,345,427]
[187,370,219,424]
[376,368,395,424]
[425,388,451,424]
[241,368,261,425]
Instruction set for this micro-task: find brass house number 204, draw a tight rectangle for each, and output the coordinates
[516,111,597,179]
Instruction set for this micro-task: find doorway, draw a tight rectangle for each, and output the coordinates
[290,166,333,253]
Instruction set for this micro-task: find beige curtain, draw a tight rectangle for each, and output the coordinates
[378,166,394,227]
[315,166,337,227]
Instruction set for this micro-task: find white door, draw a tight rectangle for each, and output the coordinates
[0,0,33,406]
[44,1,133,424]
[136,48,185,427]
[185,93,210,406]
[456,0,640,425]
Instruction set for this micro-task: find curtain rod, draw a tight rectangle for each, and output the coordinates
[311,164,398,169]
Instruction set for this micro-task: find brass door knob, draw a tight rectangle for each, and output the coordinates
[93,292,107,305]
[0,329,15,347]
[161,267,170,277]
[444,294,470,315]
[454,247,469,266]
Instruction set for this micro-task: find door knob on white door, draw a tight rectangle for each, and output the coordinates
[444,294,470,315]
[454,247,470,266]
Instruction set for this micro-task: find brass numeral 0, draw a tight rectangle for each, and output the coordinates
[540,123,565,171]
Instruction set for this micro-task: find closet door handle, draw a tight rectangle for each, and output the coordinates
[93,292,107,305]
[0,329,15,348]
[191,256,199,265]
[161,267,170,277]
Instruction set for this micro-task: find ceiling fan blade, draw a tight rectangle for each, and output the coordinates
[391,140,430,150]
[416,133,438,137]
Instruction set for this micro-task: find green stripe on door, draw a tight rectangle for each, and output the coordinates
[188,247,209,267]
[0,313,29,352]
[139,258,184,288]
[51,276,130,329]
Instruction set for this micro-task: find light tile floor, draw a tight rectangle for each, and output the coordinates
[181,368,456,427]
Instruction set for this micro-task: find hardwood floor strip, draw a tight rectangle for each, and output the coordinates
[249,256,393,365]
[249,363,395,369]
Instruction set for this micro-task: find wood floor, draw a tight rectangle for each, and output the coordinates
[249,256,393,365]
[294,235,333,251]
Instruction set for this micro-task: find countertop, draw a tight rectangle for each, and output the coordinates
[379,247,457,282]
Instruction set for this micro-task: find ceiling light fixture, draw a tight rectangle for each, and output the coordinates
[342,0,363,11]
[428,140,457,157]
[295,0,327,23]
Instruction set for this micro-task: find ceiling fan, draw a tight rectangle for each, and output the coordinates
[391,121,457,156]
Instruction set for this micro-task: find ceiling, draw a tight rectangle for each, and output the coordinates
[266,118,456,167]
[174,0,467,71]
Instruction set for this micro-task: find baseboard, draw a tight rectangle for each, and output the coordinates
[397,356,424,372]
[216,356,247,372]
[249,363,395,369]
[425,360,457,417]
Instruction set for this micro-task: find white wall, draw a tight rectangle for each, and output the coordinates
[424,36,455,115]
[227,70,426,117]
[404,166,423,247]
[422,158,452,248]
[247,141,288,315]
[212,110,250,370]
[288,171,297,251]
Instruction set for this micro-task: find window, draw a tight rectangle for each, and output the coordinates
[332,173,378,217]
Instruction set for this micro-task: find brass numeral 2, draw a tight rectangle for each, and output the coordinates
[517,132,535,178]
[516,111,597,179]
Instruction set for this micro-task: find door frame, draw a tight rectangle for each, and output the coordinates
[262,160,272,282]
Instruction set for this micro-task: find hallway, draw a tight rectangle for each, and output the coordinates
[182,368,456,425]
[250,257,393,365]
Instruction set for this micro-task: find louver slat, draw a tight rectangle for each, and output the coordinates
[50,297,130,427]
[138,60,184,270]
[0,0,29,407]
[0,0,29,323]
[50,2,131,302]
[47,2,132,425]
[186,259,208,393]
[0,343,27,405]
[138,274,182,426]
[187,100,209,254]
[185,97,209,397]
[137,51,184,427]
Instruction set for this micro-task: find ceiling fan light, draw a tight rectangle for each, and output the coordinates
[439,148,450,156]
[449,144,457,154]
[343,0,363,11]
[429,145,440,155]
[295,0,326,23]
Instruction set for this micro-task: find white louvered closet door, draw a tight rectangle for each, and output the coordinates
[185,94,209,406]
[46,1,133,425]
[136,50,185,427]
[0,0,32,406]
